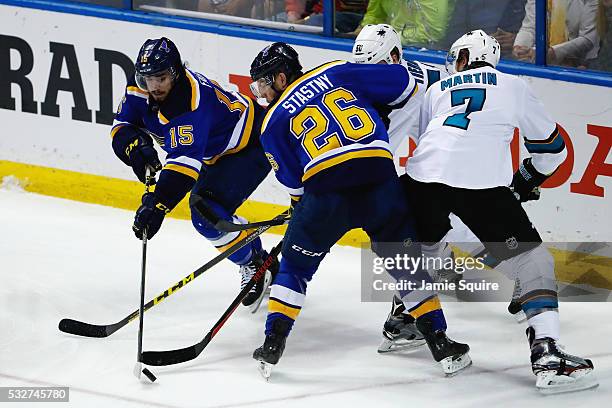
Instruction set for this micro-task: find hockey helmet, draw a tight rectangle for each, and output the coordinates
[134,37,182,91]
[445,29,500,75]
[249,42,302,97]
[352,24,403,65]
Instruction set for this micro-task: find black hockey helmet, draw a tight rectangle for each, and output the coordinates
[250,42,302,84]
[134,37,183,91]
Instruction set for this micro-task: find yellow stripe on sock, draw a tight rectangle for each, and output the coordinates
[409,296,442,319]
[268,299,301,320]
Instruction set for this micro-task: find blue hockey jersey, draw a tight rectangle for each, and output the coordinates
[111,69,256,206]
[260,61,418,200]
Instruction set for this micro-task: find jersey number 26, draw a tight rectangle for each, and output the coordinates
[290,88,376,159]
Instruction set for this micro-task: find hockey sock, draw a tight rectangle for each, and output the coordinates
[407,296,447,332]
[265,261,311,336]
[528,310,560,341]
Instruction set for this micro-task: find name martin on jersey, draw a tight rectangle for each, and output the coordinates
[441,72,498,91]
[281,74,334,113]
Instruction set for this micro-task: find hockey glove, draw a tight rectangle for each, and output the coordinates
[127,135,162,184]
[510,158,547,202]
[133,192,170,240]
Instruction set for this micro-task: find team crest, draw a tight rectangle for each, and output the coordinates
[160,40,170,53]
[506,237,519,250]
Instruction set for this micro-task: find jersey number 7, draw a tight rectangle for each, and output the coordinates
[443,88,487,130]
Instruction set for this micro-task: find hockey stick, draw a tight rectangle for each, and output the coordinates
[134,169,157,382]
[141,240,284,366]
[190,194,289,232]
[58,212,288,338]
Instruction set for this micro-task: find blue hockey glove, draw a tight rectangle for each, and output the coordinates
[510,158,547,202]
[126,135,162,184]
[133,193,170,240]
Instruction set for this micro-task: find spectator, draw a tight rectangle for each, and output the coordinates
[355,0,454,48]
[513,0,599,67]
[301,0,368,33]
[198,0,254,18]
[589,0,612,71]
[253,0,306,22]
[440,0,526,57]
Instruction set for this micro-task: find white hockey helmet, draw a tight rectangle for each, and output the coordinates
[352,24,403,65]
[445,29,501,74]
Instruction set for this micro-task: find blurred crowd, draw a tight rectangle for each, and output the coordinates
[100,0,612,72]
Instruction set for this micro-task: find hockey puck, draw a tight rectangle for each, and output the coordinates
[141,367,157,382]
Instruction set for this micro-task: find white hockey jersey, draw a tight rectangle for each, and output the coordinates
[407,66,567,189]
[385,60,446,153]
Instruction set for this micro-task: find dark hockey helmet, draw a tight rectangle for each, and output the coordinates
[249,42,302,96]
[134,37,183,91]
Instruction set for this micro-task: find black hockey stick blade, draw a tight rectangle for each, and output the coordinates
[58,319,122,338]
[141,241,283,366]
[190,194,289,232]
[58,213,285,338]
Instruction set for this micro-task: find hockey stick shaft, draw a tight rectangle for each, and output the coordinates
[190,194,289,232]
[141,240,284,366]
[137,228,148,361]
[58,212,287,338]
[137,169,153,364]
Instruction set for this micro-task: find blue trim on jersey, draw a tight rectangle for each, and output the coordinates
[525,136,566,154]
[1,0,611,88]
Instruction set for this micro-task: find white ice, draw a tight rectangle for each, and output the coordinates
[1,187,610,408]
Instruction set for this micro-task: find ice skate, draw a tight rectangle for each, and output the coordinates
[527,327,598,394]
[253,319,290,381]
[378,296,426,353]
[417,317,472,376]
[240,250,279,313]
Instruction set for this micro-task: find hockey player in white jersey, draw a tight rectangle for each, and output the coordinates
[405,29,597,394]
[353,24,476,353]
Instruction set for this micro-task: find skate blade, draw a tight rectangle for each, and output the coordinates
[536,369,599,395]
[441,353,472,377]
[257,361,274,381]
[249,271,272,314]
[513,310,527,324]
[378,338,426,353]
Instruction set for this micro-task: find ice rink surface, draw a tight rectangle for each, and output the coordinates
[1,185,610,407]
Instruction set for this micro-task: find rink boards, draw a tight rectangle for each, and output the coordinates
[0,4,610,285]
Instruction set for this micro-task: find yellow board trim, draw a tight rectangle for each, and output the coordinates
[163,163,199,180]
[302,148,393,182]
[268,299,301,320]
[1,159,610,289]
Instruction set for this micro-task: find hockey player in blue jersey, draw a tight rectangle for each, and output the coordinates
[248,42,471,379]
[110,37,276,311]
